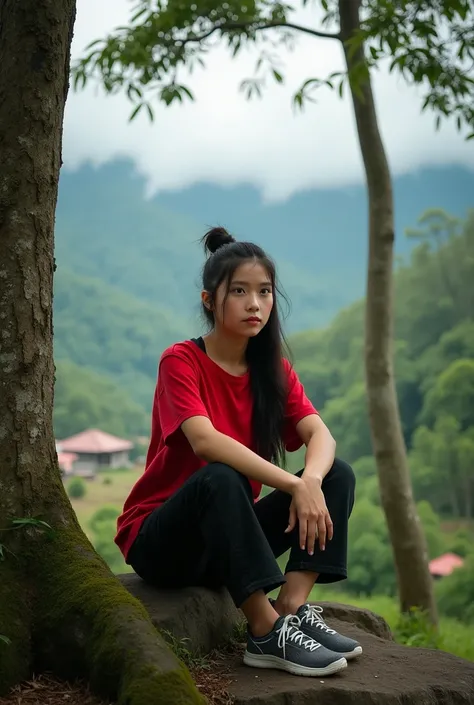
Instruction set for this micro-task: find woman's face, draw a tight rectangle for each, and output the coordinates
[203,260,274,338]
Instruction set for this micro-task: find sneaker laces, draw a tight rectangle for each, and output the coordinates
[301,604,336,634]
[276,614,321,660]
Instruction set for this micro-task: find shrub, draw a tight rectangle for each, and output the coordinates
[393,607,441,649]
[67,477,87,499]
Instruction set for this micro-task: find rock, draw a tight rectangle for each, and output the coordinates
[118,573,241,656]
[223,619,474,704]
[119,575,474,704]
[312,601,393,641]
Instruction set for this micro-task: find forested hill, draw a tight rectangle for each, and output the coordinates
[56,160,474,334]
[290,209,474,521]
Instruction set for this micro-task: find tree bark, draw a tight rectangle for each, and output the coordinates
[0,1,205,702]
[338,0,437,624]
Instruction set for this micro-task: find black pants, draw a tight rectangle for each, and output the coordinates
[128,459,355,608]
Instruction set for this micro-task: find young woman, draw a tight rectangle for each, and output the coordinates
[115,227,361,677]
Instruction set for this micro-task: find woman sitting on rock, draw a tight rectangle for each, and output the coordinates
[115,227,362,678]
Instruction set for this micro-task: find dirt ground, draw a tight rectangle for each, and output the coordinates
[0,648,238,705]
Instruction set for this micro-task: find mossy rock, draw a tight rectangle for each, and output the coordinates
[118,574,242,657]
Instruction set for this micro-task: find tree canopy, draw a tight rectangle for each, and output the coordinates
[73,0,473,136]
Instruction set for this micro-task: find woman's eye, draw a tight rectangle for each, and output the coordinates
[261,288,272,295]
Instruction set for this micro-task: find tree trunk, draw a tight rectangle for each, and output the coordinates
[338,0,437,624]
[0,2,204,702]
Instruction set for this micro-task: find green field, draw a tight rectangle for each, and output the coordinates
[68,468,141,536]
[67,468,474,663]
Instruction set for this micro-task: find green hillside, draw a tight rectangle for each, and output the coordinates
[56,161,474,333]
[54,267,187,409]
[54,360,149,439]
[55,163,202,316]
[290,209,474,517]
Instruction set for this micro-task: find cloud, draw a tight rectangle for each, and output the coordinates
[64,0,474,202]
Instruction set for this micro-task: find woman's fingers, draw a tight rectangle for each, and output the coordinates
[285,502,297,534]
[299,517,308,551]
[318,514,327,551]
[326,512,334,542]
[307,519,318,556]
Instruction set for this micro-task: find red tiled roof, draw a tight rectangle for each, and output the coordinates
[57,429,133,454]
[429,552,464,577]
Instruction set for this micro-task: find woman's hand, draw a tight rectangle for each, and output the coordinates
[285,476,333,554]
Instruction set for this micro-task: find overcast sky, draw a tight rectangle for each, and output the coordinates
[63,0,474,202]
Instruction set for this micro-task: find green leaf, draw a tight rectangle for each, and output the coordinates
[73,70,87,91]
[180,85,194,100]
[130,103,144,121]
[273,69,283,83]
[146,103,155,122]
[0,544,4,561]
[0,635,11,646]
[11,518,52,530]
[131,6,149,22]
[126,84,143,101]
[293,91,303,111]
[84,39,104,51]
[232,40,241,57]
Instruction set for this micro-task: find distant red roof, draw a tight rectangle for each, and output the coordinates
[57,429,133,454]
[429,552,464,577]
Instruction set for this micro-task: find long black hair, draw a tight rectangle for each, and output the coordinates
[201,226,289,465]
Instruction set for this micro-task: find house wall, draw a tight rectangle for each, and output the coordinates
[73,455,98,477]
[109,451,130,469]
[72,451,131,475]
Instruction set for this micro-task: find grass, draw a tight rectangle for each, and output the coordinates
[66,468,141,536]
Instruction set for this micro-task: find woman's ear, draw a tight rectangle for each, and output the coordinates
[201,290,213,310]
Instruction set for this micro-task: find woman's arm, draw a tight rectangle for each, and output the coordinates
[296,414,336,485]
[181,415,300,494]
[284,413,336,553]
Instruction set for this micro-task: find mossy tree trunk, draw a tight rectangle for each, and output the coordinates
[338,0,437,625]
[0,1,205,702]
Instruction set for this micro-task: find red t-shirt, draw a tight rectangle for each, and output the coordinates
[115,340,318,560]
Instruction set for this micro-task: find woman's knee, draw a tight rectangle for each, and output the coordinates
[201,462,249,493]
[330,457,356,492]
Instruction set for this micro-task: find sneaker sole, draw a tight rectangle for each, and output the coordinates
[243,651,348,677]
[343,646,363,660]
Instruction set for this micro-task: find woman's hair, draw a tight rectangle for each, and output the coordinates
[201,226,289,465]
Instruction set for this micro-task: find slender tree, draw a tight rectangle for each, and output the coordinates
[0,1,204,701]
[75,0,473,623]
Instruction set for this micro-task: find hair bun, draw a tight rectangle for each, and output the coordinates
[202,227,236,255]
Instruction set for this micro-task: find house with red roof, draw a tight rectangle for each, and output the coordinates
[429,552,464,579]
[56,429,134,477]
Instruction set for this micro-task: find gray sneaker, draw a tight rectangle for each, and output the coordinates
[296,604,363,660]
[244,614,348,677]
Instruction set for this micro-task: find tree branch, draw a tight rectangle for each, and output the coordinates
[178,20,341,47]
